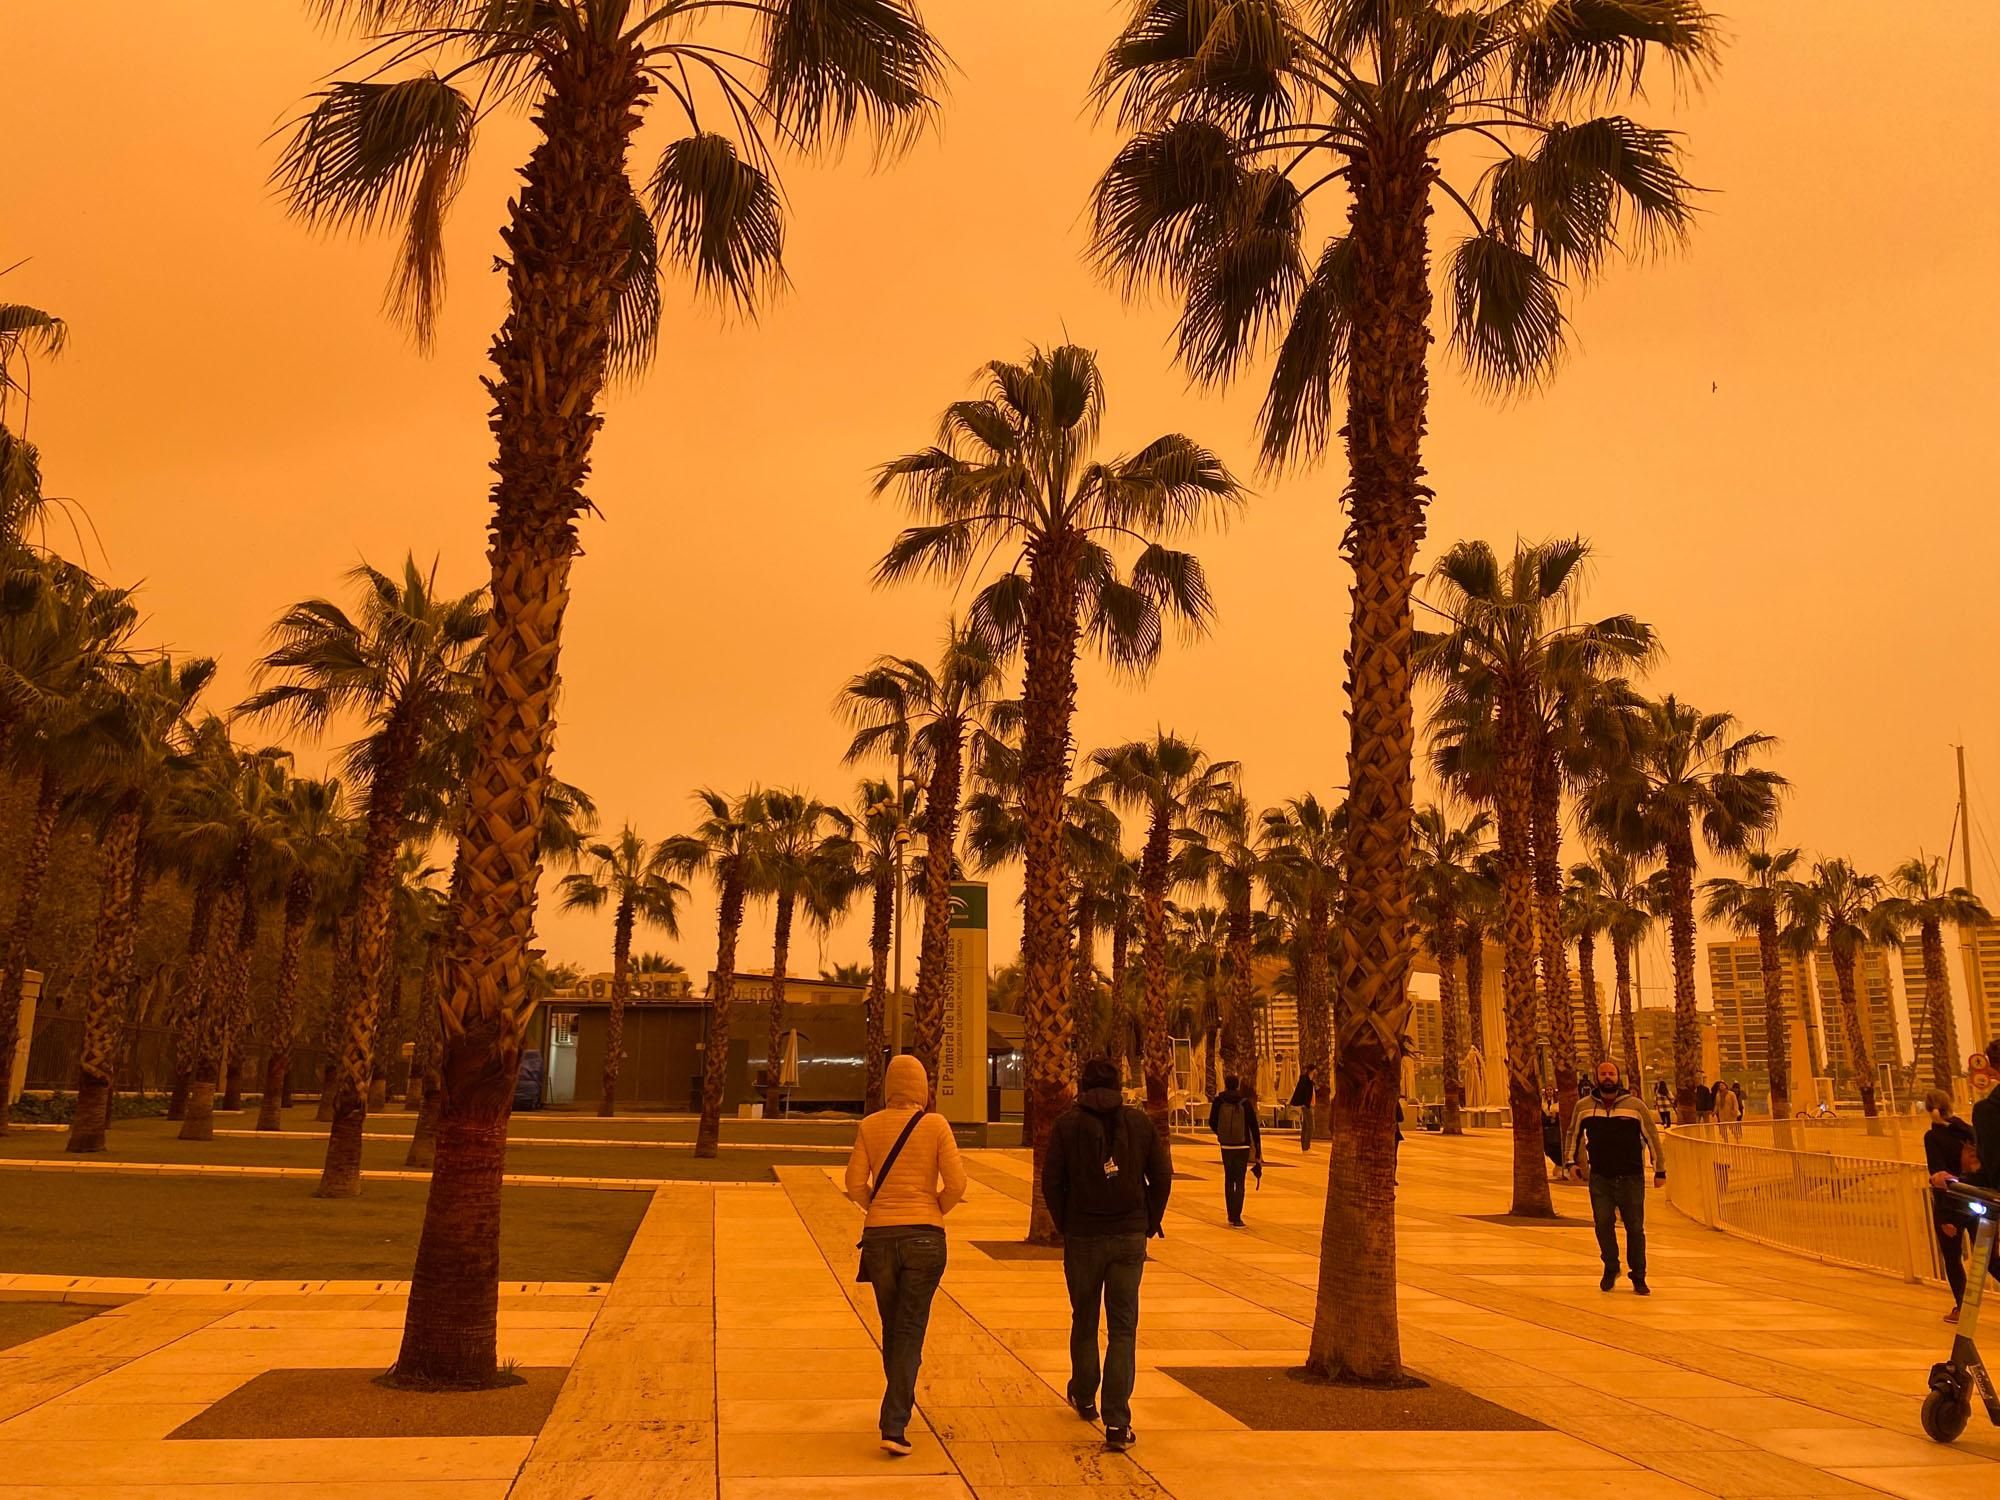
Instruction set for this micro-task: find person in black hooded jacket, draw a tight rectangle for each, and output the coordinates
[1043,1057,1171,1453]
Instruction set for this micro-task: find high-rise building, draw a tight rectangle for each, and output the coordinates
[1706,940,1816,1101]
[1962,919,2000,1055]
[1813,943,1904,1087]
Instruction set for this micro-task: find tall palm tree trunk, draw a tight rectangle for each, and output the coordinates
[1306,146,1430,1388]
[1463,924,1485,1061]
[695,867,745,1157]
[1664,826,1702,1124]
[1496,709,1553,1216]
[1225,893,1254,1089]
[1755,911,1791,1116]
[167,880,221,1122]
[219,896,259,1113]
[1576,930,1607,1067]
[257,873,313,1132]
[865,867,892,1113]
[1612,932,1641,1087]
[1018,544,1080,1244]
[66,798,142,1152]
[406,928,447,1168]
[1437,928,1463,1136]
[0,769,61,1139]
[319,742,416,1195]
[1919,918,1957,1093]
[601,899,634,1117]
[179,877,245,1143]
[315,915,355,1122]
[1071,882,1097,1068]
[913,720,964,1084]
[1305,891,1333,1134]
[763,893,795,1118]
[1531,758,1579,1129]
[1829,934,1877,1117]
[1138,810,1172,1133]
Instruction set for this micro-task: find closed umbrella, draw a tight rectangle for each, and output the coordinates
[780,1028,801,1089]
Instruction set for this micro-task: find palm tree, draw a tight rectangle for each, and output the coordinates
[851,778,914,1112]
[664,788,768,1157]
[839,622,1007,1084]
[1587,695,1785,1122]
[1087,735,1236,1129]
[281,0,943,1390]
[256,775,349,1132]
[1261,794,1343,1127]
[1794,859,1889,1116]
[239,556,484,1196]
[876,346,1242,1241]
[0,563,139,1136]
[1412,804,1490,1136]
[1418,538,1652,1209]
[1875,855,1988,1094]
[1170,903,1230,1095]
[1562,868,1609,1067]
[0,299,65,531]
[1571,848,1655,1088]
[557,826,687,1116]
[1702,846,1809,1115]
[753,792,855,1115]
[1090,0,1715,1386]
[64,654,217,1152]
[1189,791,1266,1088]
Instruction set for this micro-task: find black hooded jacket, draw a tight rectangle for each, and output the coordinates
[1043,1086,1173,1238]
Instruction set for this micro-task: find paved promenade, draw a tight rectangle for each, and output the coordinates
[2,1128,1995,1499]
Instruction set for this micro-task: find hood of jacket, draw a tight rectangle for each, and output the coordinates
[886,1054,929,1108]
[1078,1085,1125,1115]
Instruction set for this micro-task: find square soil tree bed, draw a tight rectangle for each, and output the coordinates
[169,1367,568,1440]
[1161,1364,1548,1432]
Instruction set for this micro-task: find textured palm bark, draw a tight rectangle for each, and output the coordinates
[1755,909,1791,1115]
[1575,929,1607,1067]
[1137,807,1174,1132]
[1829,933,1877,1116]
[1225,890,1255,1088]
[1019,540,1080,1244]
[218,894,259,1114]
[400,41,644,1385]
[256,872,312,1131]
[1531,756,1579,1130]
[696,865,745,1157]
[1613,933,1641,1086]
[1305,889,1333,1134]
[1436,928,1463,1135]
[406,932,446,1167]
[66,799,142,1153]
[0,769,61,1138]
[601,898,634,1116]
[1463,926,1485,1052]
[1496,704,1552,1216]
[913,716,964,1085]
[1071,883,1097,1067]
[763,892,795,1117]
[1305,146,1430,1386]
[181,878,247,1143]
[1664,825,1702,1124]
[864,866,892,1113]
[315,915,355,1123]
[1919,918,1957,1093]
[169,878,223,1129]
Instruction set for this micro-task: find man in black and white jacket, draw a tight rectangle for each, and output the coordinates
[1564,1059,1668,1295]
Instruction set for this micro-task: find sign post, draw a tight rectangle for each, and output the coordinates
[938,882,989,1124]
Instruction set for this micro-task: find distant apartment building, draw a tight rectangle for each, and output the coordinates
[1962,919,2000,1054]
[1706,940,1817,1100]
[1812,943,1904,1087]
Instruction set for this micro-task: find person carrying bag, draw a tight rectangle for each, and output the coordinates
[844,1054,967,1456]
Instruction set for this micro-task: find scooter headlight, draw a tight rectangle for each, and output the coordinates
[1971,1200,1990,1218]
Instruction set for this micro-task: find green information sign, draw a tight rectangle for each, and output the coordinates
[948,881,988,930]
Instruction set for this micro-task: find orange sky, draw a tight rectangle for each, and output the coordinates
[5,3,1998,1036]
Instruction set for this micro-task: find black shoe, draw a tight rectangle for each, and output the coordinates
[1068,1385,1099,1423]
[1228,1218,1244,1228]
[1631,1274,1650,1296]
[1600,1268,1619,1292]
[1105,1425,1136,1453]
[881,1432,912,1456]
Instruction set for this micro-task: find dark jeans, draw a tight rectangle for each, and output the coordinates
[1299,1106,1314,1151]
[1938,1217,2000,1305]
[1589,1172,1647,1278]
[1221,1149,1250,1223]
[861,1226,947,1438]
[1063,1232,1147,1429]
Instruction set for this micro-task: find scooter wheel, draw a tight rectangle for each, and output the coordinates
[1921,1388,1971,1443]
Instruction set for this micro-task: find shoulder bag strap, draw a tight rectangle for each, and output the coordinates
[870,1109,928,1195]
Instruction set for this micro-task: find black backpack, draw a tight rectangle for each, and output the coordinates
[1214,1095,1249,1147]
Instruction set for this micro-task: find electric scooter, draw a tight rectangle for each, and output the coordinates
[1923,1180,2000,1442]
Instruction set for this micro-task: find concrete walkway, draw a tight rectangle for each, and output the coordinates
[2,1129,1996,1498]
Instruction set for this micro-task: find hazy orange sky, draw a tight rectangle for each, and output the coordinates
[5,4,1998,1031]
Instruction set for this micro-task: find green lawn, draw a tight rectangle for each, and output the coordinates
[0,1119,841,1180]
[0,1172,647,1282]
[244,1109,862,1147]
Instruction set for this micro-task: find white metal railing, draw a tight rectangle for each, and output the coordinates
[1661,1124,1944,1284]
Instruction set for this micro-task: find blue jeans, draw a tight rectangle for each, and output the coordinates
[1063,1232,1147,1429]
[861,1226,947,1438]
[1589,1172,1647,1277]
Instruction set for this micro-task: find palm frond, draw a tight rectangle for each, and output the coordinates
[1257,235,1356,469]
[1447,231,1567,388]
[758,0,945,158]
[646,133,786,310]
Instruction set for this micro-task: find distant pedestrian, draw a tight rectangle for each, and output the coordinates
[1209,1074,1263,1226]
[1694,1080,1715,1124]
[845,1054,967,1457]
[1654,1080,1673,1129]
[1044,1056,1172,1454]
[1717,1080,1742,1140]
[1565,1059,1667,1295]
[1541,1090,1564,1180]
[1289,1067,1316,1151]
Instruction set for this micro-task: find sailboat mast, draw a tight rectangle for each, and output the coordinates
[1958,744,1975,897]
